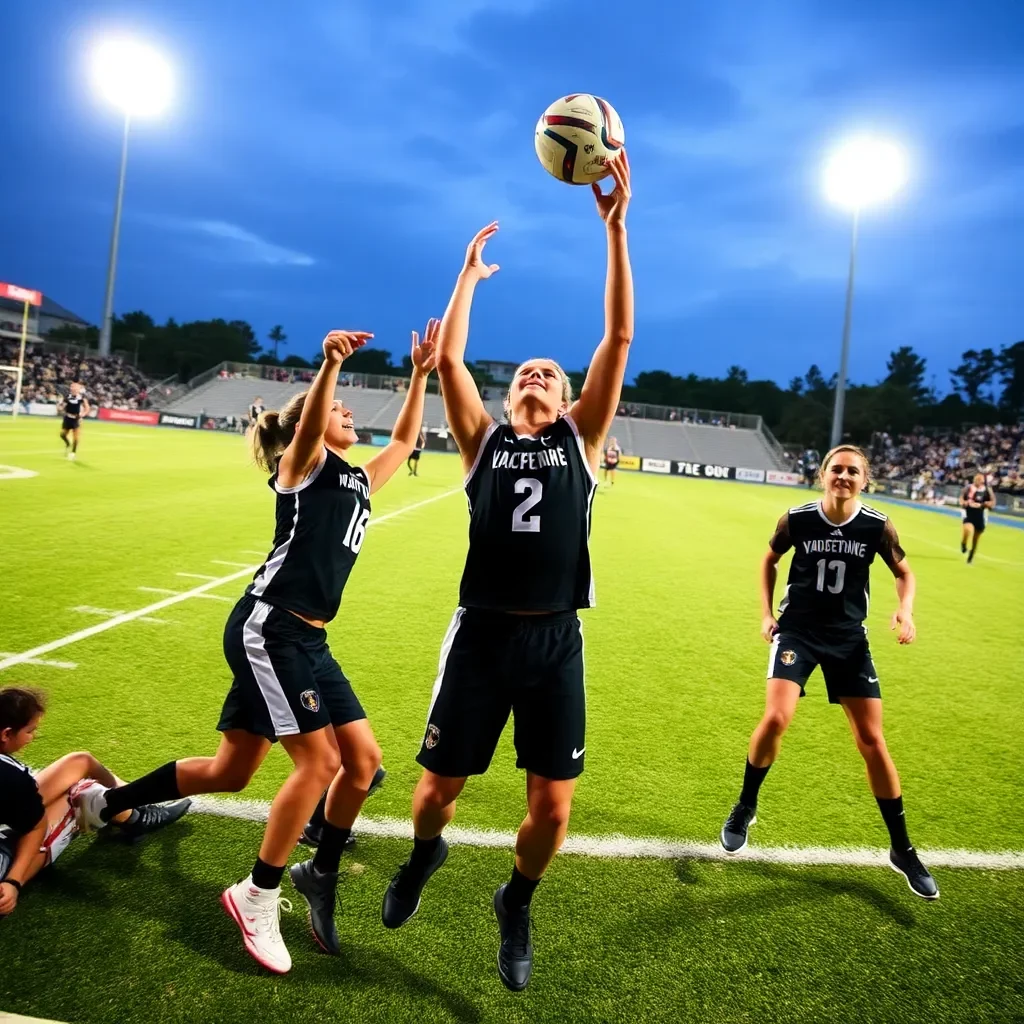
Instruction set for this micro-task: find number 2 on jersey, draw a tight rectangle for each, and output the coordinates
[815,558,846,594]
[512,478,542,533]
[342,504,370,553]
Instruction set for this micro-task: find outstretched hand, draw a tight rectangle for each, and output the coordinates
[463,222,501,281]
[592,149,631,226]
[412,318,440,375]
[322,330,372,366]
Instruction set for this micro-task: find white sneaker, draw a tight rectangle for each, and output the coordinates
[68,452,76,460]
[221,877,293,974]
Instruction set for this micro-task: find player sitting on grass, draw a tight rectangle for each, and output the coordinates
[719,445,939,900]
[0,687,191,918]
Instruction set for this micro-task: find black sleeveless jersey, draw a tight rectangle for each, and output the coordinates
[459,415,597,611]
[250,403,264,421]
[64,393,84,418]
[605,445,620,465]
[964,484,992,507]
[245,448,370,622]
[0,753,45,838]
[769,500,905,638]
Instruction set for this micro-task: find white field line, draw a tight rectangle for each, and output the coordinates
[138,586,178,595]
[190,795,1024,871]
[239,549,268,557]
[177,572,218,580]
[0,653,76,670]
[0,487,462,673]
[211,560,251,567]
[195,593,232,602]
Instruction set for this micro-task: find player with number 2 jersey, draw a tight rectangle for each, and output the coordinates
[95,323,439,974]
[382,150,633,992]
[719,445,939,900]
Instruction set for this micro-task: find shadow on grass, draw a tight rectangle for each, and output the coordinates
[668,858,916,928]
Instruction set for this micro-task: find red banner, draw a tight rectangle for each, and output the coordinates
[97,408,160,425]
[0,282,43,306]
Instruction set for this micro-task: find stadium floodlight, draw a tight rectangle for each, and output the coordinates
[89,36,174,358]
[822,134,909,448]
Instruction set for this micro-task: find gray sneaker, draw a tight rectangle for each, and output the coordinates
[289,859,341,954]
[720,802,757,854]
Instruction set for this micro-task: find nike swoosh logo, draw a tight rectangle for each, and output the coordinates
[541,436,552,446]
[867,677,879,684]
[504,437,514,445]
[572,747,585,759]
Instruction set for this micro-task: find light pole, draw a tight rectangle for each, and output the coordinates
[90,37,173,358]
[823,135,908,448]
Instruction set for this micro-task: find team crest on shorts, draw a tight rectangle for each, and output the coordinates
[780,650,796,666]
[425,724,440,750]
[299,689,320,712]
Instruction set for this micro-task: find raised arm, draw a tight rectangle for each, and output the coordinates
[568,151,634,464]
[277,330,371,488]
[436,224,499,474]
[363,320,438,494]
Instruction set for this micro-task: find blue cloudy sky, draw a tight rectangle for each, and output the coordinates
[2,0,1021,388]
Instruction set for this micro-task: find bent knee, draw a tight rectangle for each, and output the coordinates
[342,744,382,785]
[529,798,573,832]
[761,709,793,736]
[418,773,463,807]
[854,730,887,755]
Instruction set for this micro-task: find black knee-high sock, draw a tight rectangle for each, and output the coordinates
[313,823,352,875]
[876,796,912,853]
[100,761,180,821]
[309,790,328,829]
[72,437,78,452]
[503,865,540,910]
[60,433,69,448]
[739,759,771,807]
[409,834,441,869]
[252,856,285,890]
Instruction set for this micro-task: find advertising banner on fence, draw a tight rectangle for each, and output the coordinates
[735,467,766,483]
[617,454,641,471]
[98,408,160,425]
[766,470,802,486]
[641,457,672,474]
[158,412,199,429]
[673,461,735,479]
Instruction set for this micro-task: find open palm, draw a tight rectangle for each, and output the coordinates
[412,318,440,374]
[464,222,501,281]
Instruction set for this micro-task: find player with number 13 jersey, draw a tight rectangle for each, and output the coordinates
[382,151,634,992]
[719,444,939,901]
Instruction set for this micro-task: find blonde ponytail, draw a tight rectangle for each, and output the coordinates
[248,391,309,472]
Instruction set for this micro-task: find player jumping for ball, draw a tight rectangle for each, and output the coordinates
[381,151,633,991]
[719,445,939,899]
[96,325,439,974]
[960,472,995,563]
[0,687,190,918]
[58,382,90,460]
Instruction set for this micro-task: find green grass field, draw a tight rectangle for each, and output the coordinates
[1,416,1022,1024]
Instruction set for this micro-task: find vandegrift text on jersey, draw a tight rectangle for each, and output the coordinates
[801,538,869,557]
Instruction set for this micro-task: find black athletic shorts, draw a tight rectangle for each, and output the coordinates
[964,510,986,533]
[417,608,586,781]
[767,628,881,703]
[61,416,80,431]
[410,449,422,459]
[218,594,365,741]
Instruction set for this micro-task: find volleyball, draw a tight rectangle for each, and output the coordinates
[534,94,625,185]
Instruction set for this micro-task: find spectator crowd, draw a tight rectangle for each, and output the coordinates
[0,341,151,410]
[871,423,1024,496]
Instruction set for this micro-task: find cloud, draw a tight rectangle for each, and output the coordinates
[190,220,315,266]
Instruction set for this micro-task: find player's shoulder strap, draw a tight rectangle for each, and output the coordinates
[787,500,818,515]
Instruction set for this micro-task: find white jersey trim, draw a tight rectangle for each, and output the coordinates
[250,493,301,598]
[423,607,466,730]
[463,421,499,488]
[815,500,862,528]
[274,447,328,494]
[242,600,300,736]
[564,413,598,487]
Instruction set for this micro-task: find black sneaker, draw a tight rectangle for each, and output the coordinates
[889,847,939,900]
[299,766,387,848]
[967,550,975,564]
[720,802,757,854]
[381,837,448,929]
[960,542,967,554]
[289,859,341,954]
[113,799,192,841]
[493,885,533,991]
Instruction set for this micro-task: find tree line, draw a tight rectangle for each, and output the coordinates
[47,312,1021,448]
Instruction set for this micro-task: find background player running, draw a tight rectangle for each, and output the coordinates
[407,428,426,475]
[58,382,90,460]
[603,435,622,484]
[719,445,938,899]
[381,150,633,991]
[0,687,190,918]
[96,324,438,974]
[960,472,995,563]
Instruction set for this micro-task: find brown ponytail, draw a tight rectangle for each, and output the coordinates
[248,391,310,472]
[0,687,47,733]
